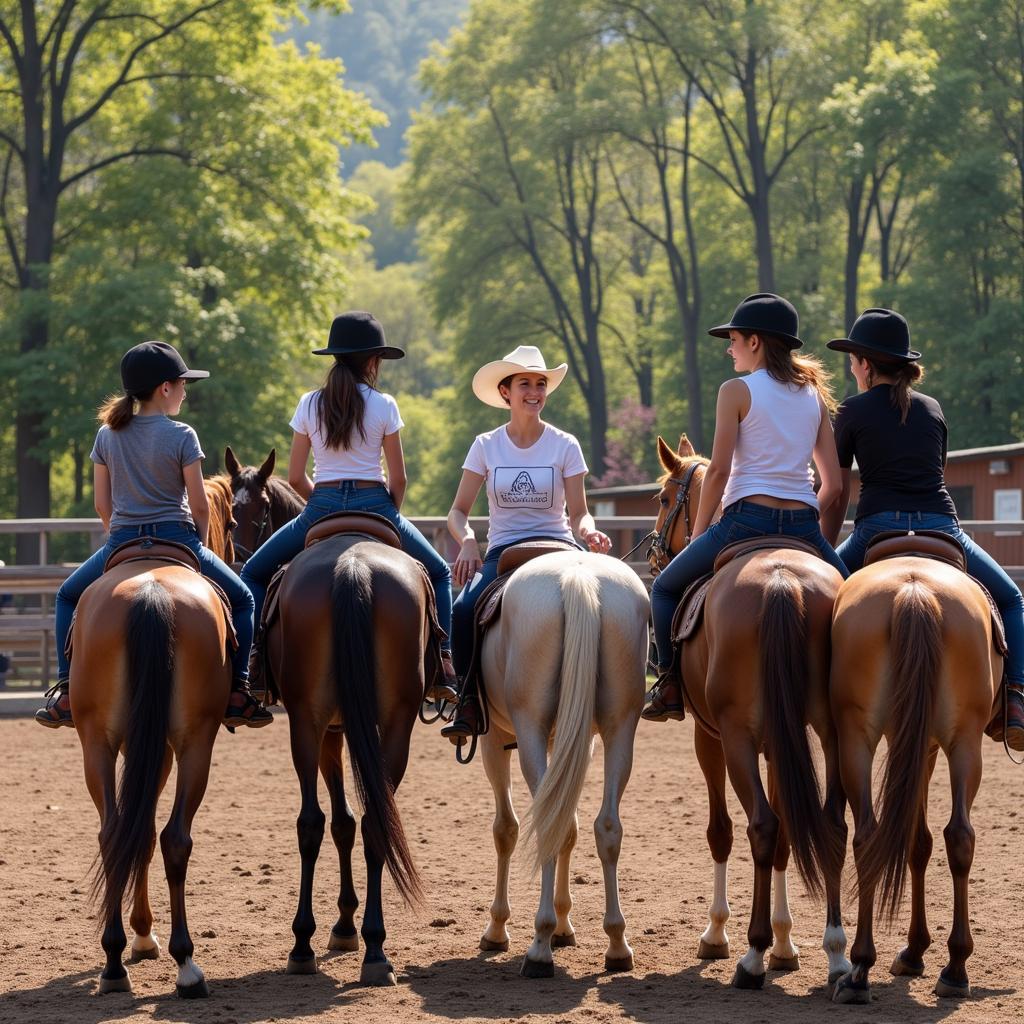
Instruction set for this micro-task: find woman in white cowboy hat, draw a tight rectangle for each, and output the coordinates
[440,345,612,741]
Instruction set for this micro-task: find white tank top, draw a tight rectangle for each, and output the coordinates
[721,369,822,510]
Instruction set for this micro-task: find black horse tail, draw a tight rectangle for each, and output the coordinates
[94,580,175,926]
[760,566,828,897]
[858,577,941,922]
[331,554,422,905]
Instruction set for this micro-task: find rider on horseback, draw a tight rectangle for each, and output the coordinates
[440,345,612,742]
[239,312,457,698]
[36,341,271,729]
[822,308,1024,750]
[643,294,849,722]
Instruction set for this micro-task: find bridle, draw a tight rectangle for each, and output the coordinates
[231,489,273,563]
[648,461,702,576]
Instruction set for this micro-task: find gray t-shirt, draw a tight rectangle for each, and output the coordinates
[90,415,204,529]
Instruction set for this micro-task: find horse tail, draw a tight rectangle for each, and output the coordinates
[94,579,176,926]
[759,566,828,897]
[330,555,422,905]
[858,576,941,922]
[524,565,601,872]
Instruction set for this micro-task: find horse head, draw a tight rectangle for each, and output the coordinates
[225,446,278,562]
[649,433,707,575]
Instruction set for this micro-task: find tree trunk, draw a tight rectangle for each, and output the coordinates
[73,444,84,505]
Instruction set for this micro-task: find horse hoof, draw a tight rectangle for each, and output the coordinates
[360,960,397,987]
[768,953,800,972]
[176,978,210,999]
[328,929,359,953]
[934,973,970,999]
[890,951,924,977]
[480,936,510,952]
[286,954,318,975]
[552,932,576,948]
[731,964,765,989]
[130,939,160,962]
[520,957,555,979]
[697,939,730,959]
[605,954,634,973]
[832,973,870,1004]
[98,971,132,994]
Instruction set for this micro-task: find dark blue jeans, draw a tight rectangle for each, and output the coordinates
[240,482,453,648]
[839,511,1024,686]
[55,521,254,683]
[650,499,849,670]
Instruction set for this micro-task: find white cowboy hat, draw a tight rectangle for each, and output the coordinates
[471,345,569,408]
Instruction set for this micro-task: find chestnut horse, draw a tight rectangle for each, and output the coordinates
[70,474,241,998]
[203,474,236,564]
[265,530,431,986]
[652,435,850,990]
[474,550,649,978]
[829,556,1002,1003]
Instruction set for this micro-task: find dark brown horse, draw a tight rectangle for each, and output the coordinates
[223,447,304,564]
[265,528,430,985]
[72,559,232,998]
[829,555,1002,1002]
[652,435,849,990]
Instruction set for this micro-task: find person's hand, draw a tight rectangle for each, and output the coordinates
[580,527,612,555]
[452,537,483,586]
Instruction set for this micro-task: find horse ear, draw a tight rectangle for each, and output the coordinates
[677,433,695,457]
[657,436,678,472]
[224,446,241,477]
[257,449,276,482]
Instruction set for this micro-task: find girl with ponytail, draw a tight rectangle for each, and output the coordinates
[240,312,457,696]
[824,308,1024,749]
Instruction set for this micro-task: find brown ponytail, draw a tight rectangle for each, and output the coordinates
[315,353,381,450]
[865,358,923,425]
[752,333,838,414]
[97,393,137,430]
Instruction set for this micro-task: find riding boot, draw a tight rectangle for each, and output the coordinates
[247,627,266,702]
[1005,684,1024,752]
[223,679,274,729]
[641,668,685,723]
[35,677,73,729]
[441,679,482,743]
[427,650,459,704]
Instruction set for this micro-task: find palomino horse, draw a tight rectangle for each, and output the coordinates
[651,435,850,989]
[203,474,237,564]
[475,550,649,977]
[829,548,1002,1003]
[223,446,304,564]
[72,557,232,997]
[264,523,433,985]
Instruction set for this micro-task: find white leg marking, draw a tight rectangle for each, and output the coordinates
[700,861,730,947]
[131,931,159,956]
[770,868,799,959]
[739,945,766,976]
[176,957,205,988]
[823,923,852,978]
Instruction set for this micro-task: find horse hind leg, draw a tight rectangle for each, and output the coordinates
[480,729,518,953]
[319,729,359,953]
[766,762,800,972]
[129,747,173,963]
[694,724,733,960]
[821,729,851,985]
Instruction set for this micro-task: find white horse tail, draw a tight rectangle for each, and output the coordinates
[524,564,602,872]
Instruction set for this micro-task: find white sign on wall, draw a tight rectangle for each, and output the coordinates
[994,489,1022,521]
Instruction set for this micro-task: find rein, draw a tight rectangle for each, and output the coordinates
[231,500,272,563]
[648,461,701,575]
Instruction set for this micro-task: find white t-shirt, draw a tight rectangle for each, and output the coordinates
[290,385,404,483]
[463,423,588,547]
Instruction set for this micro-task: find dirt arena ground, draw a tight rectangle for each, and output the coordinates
[1,714,1022,1024]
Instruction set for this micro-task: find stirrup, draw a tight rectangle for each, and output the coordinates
[35,678,73,729]
[641,670,685,723]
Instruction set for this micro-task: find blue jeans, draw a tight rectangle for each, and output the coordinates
[839,511,1024,686]
[650,499,849,670]
[240,482,453,649]
[56,521,255,684]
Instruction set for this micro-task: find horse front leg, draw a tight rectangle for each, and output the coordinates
[694,724,733,959]
[480,729,519,952]
[766,761,800,973]
[319,728,359,953]
[820,728,851,986]
[129,747,173,963]
[552,812,578,949]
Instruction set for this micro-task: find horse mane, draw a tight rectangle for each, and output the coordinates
[204,474,236,562]
[265,475,306,517]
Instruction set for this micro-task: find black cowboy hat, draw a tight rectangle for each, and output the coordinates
[827,308,920,363]
[121,341,209,396]
[707,292,802,350]
[312,311,405,359]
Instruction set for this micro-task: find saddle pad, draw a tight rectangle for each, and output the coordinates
[864,530,966,572]
[304,511,401,550]
[496,539,577,576]
[104,538,201,573]
[712,535,822,574]
[671,573,713,645]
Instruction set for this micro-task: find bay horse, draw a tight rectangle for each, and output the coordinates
[474,549,649,978]
[265,524,432,985]
[829,551,1002,1003]
[223,446,304,563]
[651,434,850,990]
[72,552,233,997]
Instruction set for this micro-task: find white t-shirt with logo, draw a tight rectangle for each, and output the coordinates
[463,423,588,547]
[290,385,404,483]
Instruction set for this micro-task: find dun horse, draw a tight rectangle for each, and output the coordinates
[72,482,238,998]
[651,435,850,990]
[474,549,649,978]
[829,545,1002,1003]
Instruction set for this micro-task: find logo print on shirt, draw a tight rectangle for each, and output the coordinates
[495,467,554,509]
